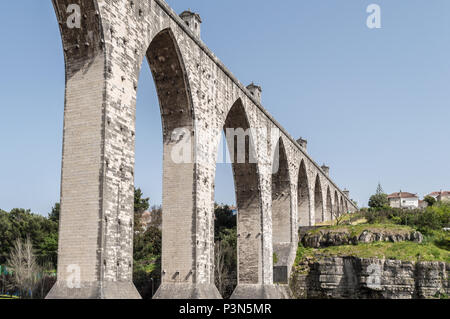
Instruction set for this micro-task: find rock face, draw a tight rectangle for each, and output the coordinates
[302,228,423,248]
[290,257,449,299]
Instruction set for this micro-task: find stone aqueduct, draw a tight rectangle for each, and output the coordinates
[47,0,357,299]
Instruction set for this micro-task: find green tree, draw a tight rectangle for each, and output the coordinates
[39,232,58,267]
[213,204,237,298]
[376,182,384,195]
[0,207,59,297]
[48,203,60,223]
[214,204,236,241]
[215,227,237,298]
[132,188,161,299]
[424,195,437,207]
[368,193,389,208]
[134,226,161,261]
[368,183,389,208]
[0,209,58,266]
[0,209,13,263]
[133,226,162,299]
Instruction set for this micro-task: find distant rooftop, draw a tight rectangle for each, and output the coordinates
[388,192,418,199]
[427,191,450,197]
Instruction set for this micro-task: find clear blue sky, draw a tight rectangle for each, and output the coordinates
[1,0,450,216]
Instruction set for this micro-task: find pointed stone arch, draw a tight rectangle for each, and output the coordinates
[271,138,291,244]
[334,190,340,218]
[314,175,324,224]
[298,160,310,226]
[146,28,195,135]
[224,98,263,286]
[271,137,294,284]
[143,28,207,297]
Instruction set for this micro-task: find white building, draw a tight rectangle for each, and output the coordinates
[388,192,419,209]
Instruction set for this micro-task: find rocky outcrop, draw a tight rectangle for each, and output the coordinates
[302,228,423,248]
[290,257,449,299]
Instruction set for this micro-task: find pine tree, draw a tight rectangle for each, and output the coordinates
[376,183,384,195]
[369,183,389,208]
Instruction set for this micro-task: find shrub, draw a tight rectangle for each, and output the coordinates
[424,196,437,207]
[361,204,450,234]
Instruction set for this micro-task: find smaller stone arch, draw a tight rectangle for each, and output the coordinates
[297,160,310,226]
[271,137,294,284]
[325,186,333,221]
[334,190,340,218]
[314,175,324,224]
[271,138,292,244]
[224,98,263,286]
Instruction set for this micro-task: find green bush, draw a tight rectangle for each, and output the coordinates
[424,196,437,207]
[133,226,162,299]
[133,263,160,299]
[389,215,402,225]
[361,204,450,234]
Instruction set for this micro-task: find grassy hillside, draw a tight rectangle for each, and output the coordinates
[296,235,450,264]
[307,223,414,237]
[296,204,450,265]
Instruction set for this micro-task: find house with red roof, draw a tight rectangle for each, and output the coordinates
[388,191,419,209]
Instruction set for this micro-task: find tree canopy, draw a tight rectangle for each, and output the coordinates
[424,196,437,207]
[368,183,389,208]
[0,207,58,267]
